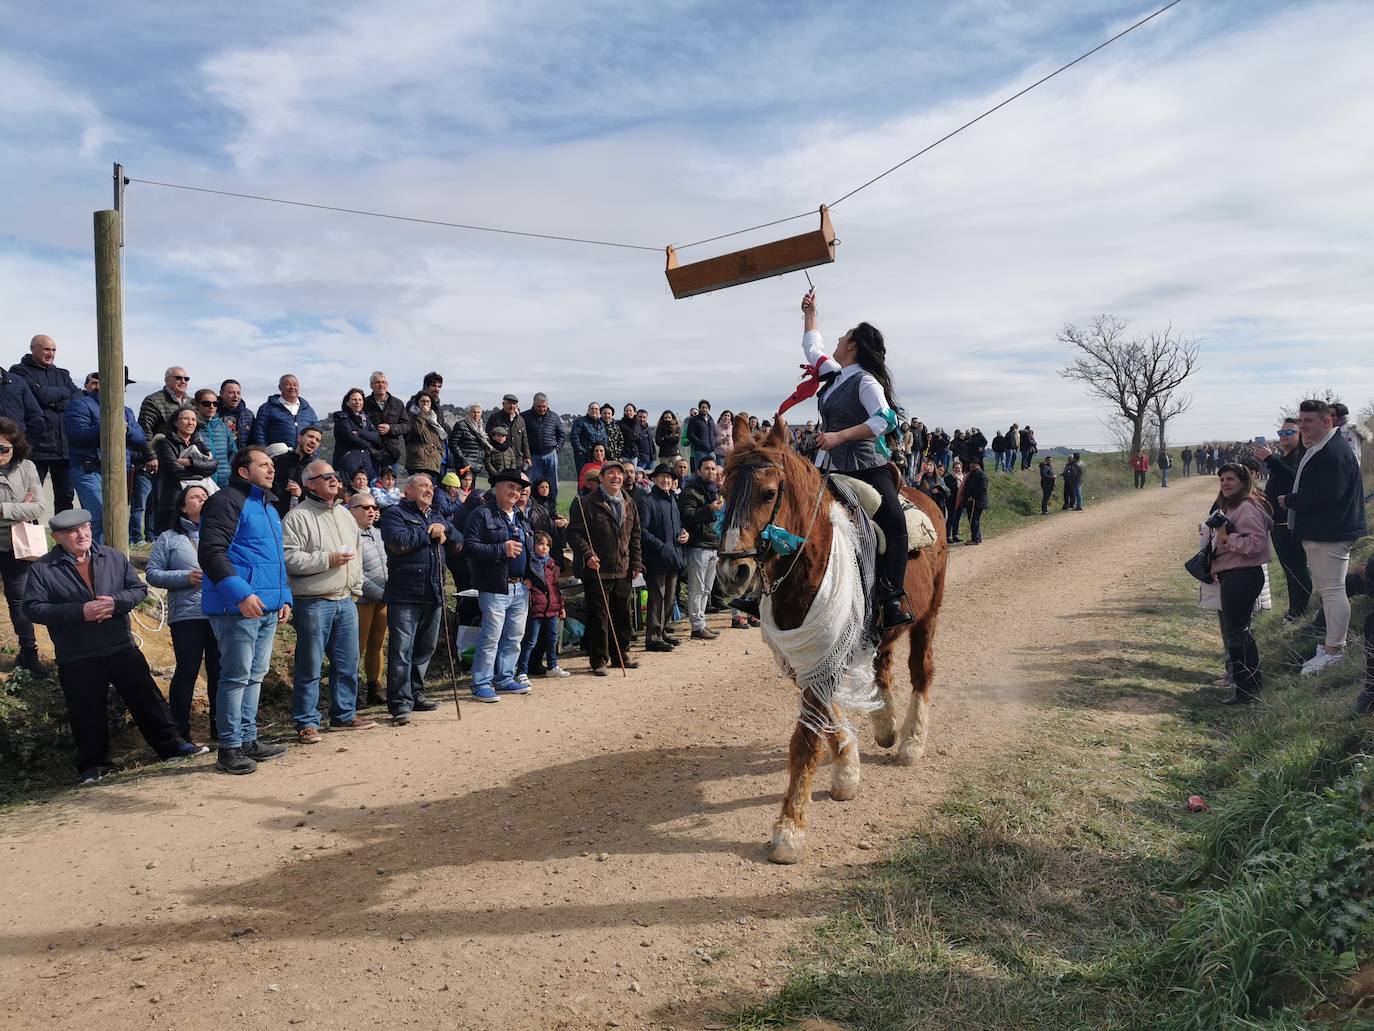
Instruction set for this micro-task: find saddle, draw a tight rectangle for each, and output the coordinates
[830,473,939,556]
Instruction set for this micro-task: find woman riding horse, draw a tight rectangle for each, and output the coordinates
[801,290,911,630]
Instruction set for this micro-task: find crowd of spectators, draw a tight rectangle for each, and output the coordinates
[1,332,1368,781]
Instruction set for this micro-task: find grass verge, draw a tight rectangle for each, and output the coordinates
[730,542,1373,1030]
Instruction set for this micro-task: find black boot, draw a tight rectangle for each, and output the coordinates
[215,747,257,775]
[880,596,915,630]
[15,646,48,678]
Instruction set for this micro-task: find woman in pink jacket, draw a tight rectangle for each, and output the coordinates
[1207,462,1274,704]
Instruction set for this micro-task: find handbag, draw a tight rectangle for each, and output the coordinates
[1183,544,1213,584]
[10,521,47,561]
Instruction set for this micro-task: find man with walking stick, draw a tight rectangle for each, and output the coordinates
[567,458,642,677]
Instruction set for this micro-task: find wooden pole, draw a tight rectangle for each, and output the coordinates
[94,209,129,556]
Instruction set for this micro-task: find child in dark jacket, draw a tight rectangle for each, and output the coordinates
[519,532,569,679]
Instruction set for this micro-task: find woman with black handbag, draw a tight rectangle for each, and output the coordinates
[1203,463,1274,704]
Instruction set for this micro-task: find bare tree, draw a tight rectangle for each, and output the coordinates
[1059,315,1199,463]
[1151,388,1192,454]
[1279,388,1342,423]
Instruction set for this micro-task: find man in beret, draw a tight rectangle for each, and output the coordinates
[637,463,688,652]
[486,393,531,472]
[25,508,205,784]
[567,458,642,675]
[463,469,542,701]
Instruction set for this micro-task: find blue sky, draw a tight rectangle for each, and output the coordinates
[2,0,1370,446]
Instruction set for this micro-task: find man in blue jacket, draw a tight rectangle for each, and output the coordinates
[380,473,454,723]
[199,445,292,774]
[11,335,78,513]
[251,374,319,449]
[522,392,566,507]
[464,469,543,702]
[63,370,146,545]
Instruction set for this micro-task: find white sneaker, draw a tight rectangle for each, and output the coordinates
[549,666,572,678]
[1301,649,1343,676]
[517,674,532,686]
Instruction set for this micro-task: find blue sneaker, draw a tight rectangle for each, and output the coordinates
[495,680,531,695]
[470,685,500,703]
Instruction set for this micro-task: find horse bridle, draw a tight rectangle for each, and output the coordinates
[718,458,832,596]
[717,466,787,562]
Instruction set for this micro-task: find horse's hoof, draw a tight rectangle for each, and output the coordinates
[830,783,859,802]
[768,824,805,864]
[897,744,924,766]
[873,729,897,749]
[767,840,804,864]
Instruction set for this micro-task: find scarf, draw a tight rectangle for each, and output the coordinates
[460,414,492,451]
[599,486,624,526]
[1288,425,1336,530]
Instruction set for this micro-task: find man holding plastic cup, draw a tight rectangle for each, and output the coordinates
[282,459,375,742]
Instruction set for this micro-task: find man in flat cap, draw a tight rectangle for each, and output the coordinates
[25,508,205,784]
[486,393,531,472]
[567,458,642,676]
[463,469,544,701]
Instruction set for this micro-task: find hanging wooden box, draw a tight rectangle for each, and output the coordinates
[665,206,836,299]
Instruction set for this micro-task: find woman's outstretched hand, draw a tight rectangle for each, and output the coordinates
[801,289,817,316]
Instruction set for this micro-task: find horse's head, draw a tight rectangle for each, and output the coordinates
[717,414,807,598]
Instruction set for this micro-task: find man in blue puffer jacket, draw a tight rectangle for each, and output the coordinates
[198,445,293,775]
[250,374,319,449]
[64,371,146,545]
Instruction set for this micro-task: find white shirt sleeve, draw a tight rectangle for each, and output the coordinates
[802,329,840,377]
[857,373,891,437]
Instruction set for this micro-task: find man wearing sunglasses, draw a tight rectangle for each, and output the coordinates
[282,460,375,742]
[1254,417,1310,623]
[133,367,193,545]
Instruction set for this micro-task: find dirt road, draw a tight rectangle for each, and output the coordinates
[0,477,1212,1030]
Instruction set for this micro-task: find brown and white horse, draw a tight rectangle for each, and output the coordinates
[717,415,948,864]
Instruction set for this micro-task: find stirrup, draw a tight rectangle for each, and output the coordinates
[729,594,761,618]
[880,594,914,630]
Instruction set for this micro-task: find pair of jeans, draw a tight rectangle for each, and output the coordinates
[1074,485,1084,510]
[1270,526,1311,618]
[131,471,154,544]
[208,612,279,748]
[169,618,221,739]
[685,547,718,631]
[1217,565,1264,697]
[357,601,388,687]
[290,596,360,729]
[518,615,560,675]
[34,460,74,513]
[0,548,37,649]
[530,451,560,507]
[71,465,105,544]
[1302,539,1354,648]
[58,647,184,770]
[1161,467,1170,487]
[472,583,529,689]
[386,602,442,714]
[1133,471,1146,489]
[1040,483,1054,514]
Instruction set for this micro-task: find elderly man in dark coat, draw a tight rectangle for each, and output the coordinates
[636,463,687,652]
[567,458,643,676]
[25,508,203,784]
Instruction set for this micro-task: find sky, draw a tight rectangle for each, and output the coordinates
[1,0,1371,448]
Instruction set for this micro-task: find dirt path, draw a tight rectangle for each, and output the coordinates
[0,478,1212,1031]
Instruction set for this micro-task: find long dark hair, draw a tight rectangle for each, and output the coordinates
[171,483,211,535]
[822,322,897,408]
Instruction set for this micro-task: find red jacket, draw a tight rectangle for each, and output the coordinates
[526,554,564,618]
[1131,454,1149,472]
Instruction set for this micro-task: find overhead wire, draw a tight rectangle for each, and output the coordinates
[673,0,1187,250]
[126,0,1185,258]
[124,178,663,252]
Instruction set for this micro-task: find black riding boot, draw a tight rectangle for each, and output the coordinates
[878,580,914,630]
[729,594,761,618]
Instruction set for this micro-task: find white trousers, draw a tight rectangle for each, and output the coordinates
[1302,539,1353,648]
[685,548,718,631]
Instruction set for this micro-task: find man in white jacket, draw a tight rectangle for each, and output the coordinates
[283,460,376,741]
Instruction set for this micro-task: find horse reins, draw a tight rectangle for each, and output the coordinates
[719,456,833,597]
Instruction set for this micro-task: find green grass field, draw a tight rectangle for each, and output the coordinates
[732,532,1374,1030]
